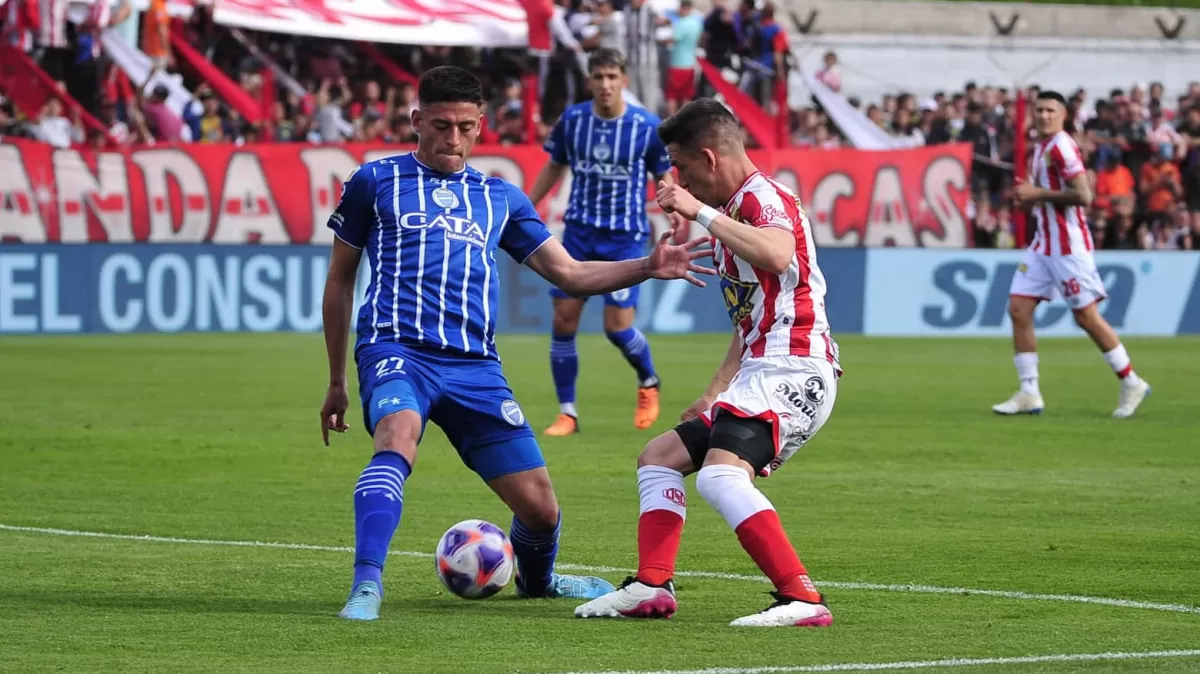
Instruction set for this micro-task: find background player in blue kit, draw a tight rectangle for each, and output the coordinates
[319,65,712,621]
[527,48,687,437]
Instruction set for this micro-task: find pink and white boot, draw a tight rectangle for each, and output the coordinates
[574,576,677,619]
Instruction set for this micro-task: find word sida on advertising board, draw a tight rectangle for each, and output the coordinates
[864,249,1200,336]
[0,139,973,248]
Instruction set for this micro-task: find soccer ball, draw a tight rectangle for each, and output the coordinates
[435,519,515,599]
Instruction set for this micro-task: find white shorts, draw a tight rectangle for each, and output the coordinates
[702,355,838,476]
[1009,248,1107,310]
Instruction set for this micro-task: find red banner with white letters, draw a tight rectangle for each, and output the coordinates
[0,139,973,247]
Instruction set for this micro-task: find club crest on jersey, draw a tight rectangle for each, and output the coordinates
[592,143,612,161]
[432,186,459,210]
[501,400,525,426]
[399,212,486,247]
[720,274,758,325]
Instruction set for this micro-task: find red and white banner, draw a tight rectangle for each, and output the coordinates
[0,139,973,247]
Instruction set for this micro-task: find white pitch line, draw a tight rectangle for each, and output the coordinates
[2,523,1199,617]
[542,649,1200,674]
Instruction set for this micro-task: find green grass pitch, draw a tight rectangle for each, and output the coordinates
[1,333,1198,673]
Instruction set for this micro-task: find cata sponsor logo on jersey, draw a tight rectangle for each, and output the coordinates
[399,212,487,247]
[573,160,632,181]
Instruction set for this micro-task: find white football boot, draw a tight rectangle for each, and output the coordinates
[574,576,677,619]
[1113,378,1152,418]
[729,592,833,628]
[992,390,1046,415]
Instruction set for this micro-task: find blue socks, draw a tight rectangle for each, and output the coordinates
[511,512,561,597]
[352,451,411,592]
[607,328,658,385]
[550,333,579,415]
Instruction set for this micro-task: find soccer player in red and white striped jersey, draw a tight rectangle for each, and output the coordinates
[574,99,839,628]
[995,90,1151,419]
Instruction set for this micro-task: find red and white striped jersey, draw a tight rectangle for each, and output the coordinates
[1029,130,1094,256]
[714,172,841,372]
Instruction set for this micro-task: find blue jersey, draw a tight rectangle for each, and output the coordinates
[544,101,673,237]
[328,152,551,359]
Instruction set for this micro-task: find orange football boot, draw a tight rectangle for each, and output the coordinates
[543,413,579,436]
[634,386,660,430]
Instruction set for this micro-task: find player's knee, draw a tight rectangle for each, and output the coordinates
[515,493,560,531]
[637,431,689,471]
[373,410,422,455]
[1072,304,1100,330]
[551,312,580,336]
[695,464,746,506]
[1008,300,1033,325]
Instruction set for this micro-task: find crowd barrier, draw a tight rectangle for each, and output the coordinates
[3,246,1198,336]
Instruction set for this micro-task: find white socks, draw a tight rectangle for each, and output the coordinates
[1014,352,1041,397]
[637,466,687,519]
[560,402,578,417]
[1102,344,1141,386]
[695,464,773,530]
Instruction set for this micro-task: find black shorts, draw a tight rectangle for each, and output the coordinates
[674,408,777,476]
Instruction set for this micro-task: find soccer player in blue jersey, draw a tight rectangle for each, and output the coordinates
[319,65,712,621]
[527,48,686,436]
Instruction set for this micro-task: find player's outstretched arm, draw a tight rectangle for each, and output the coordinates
[1013,173,1093,209]
[524,233,714,298]
[657,182,795,274]
[320,238,362,445]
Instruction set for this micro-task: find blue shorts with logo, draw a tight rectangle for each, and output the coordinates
[549,224,647,308]
[356,342,542,481]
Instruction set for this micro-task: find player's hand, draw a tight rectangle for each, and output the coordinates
[1011,178,1040,208]
[656,181,704,221]
[647,232,715,288]
[681,395,713,422]
[320,383,351,446]
[665,211,691,244]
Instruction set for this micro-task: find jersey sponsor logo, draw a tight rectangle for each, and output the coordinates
[500,399,525,426]
[720,274,758,325]
[772,382,818,439]
[573,160,633,181]
[752,203,792,229]
[398,212,487,247]
[431,186,459,210]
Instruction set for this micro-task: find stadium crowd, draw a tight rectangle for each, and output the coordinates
[2,0,1198,249]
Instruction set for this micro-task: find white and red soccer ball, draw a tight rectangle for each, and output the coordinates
[435,519,515,599]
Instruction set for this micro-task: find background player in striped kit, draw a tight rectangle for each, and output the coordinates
[319,66,714,621]
[994,90,1152,419]
[528,48,687,436]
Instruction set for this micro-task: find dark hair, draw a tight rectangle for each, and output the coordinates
[418,66,484,106]
[588,48,626,74]
[658,98,742,152]
[1037,89,1068,106]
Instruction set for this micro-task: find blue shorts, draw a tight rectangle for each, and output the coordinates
[549,224,647,309]
[356,343,542,481]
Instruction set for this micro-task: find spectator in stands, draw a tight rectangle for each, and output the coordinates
[390,114,416,143]
[1115,101,1150,177]
[107,0,139,52]
[1093,146,1136,222]
[359,109,386,143]
[664,0,702,116]
[961,102,998,198]
[586,0,623,54]
[140,84,183,142]
[1139,142,1183,227]
[495,108,525,145]
[1145,103,1184,159]
[891,108,923,148]
[1084,100,1117,153]
[3,0,40,55]
[743,2,787,109]
[1178,106,1200,233]
[34,97,81,148]
[349,80,387,121]
[268,101,295,141]
[98,99,130,146]
[196,90,228,142]
[815,51,842,93]
[315,78,349,142]
[624,0,664,113]
[701,0,737,85]
[142,0,171,70]
[0,100,37,140]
